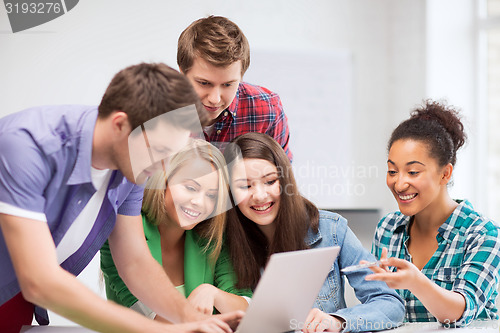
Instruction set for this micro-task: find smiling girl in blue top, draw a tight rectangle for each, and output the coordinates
[369,100,500,326]
[223,132,404,333]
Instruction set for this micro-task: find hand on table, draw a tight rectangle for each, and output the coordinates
[302,308,344,333]
[166,311,244,333]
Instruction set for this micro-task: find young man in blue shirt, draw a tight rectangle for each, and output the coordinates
[0,63,241,333]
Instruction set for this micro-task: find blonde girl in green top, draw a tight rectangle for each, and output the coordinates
[101,139,251,321]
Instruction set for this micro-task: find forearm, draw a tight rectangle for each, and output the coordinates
[109,215,203,324]
[26,267,168,333]
[117,253,201,323]
[333,296,404,332]
[213,290,249,313]
[410,272,466,323]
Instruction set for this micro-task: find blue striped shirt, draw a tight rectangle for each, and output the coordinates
[0,105,143,323]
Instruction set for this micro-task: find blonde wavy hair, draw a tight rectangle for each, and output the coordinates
[142,139,229,262]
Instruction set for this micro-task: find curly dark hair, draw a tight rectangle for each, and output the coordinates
[388,100,467,166]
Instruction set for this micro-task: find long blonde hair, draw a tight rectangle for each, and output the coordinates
[142,139,229,262]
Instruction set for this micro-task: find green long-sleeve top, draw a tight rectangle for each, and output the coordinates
[100,214,252,309]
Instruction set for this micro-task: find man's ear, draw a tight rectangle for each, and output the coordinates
[440,163,454,185]
[110,111,131,138]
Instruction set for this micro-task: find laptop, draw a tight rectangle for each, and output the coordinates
[235,246,340,333]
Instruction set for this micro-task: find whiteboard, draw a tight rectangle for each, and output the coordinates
[244,49,354,208]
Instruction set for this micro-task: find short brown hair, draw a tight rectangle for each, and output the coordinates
[177,16,250,76]
[98,62,208,129]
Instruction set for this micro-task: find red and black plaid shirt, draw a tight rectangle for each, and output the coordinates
[204,82,292,161]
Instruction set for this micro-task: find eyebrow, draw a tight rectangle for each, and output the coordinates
[182,178,201,186]
[194,76,238,85]
[387,159,425,167]
[183,178,218,191]
[234,172,279,182]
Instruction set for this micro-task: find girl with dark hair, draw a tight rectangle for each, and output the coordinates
[369,100,500,326]
[223,132,404,333]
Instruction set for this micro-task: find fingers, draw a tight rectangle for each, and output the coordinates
[365,272,394,281]
[194,304,213,316]
[304,308,317,323]
[302,309,336,333]
[381,247,388,260]
[368,264,387,274]
[196,320,231,333]
[303,309,319,333]
[365,271,405,289]
[214,310,244,331]
[384,256,408,268]
[173,319,231,333]
[216,310,245,321]
[189,301,212,316]
[196,306,212,315]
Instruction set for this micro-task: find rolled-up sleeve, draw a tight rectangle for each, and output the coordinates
[453,225,500,326]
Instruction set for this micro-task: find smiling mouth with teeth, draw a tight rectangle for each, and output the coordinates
[398,193,418,201]
[181,206,201,218]
[251,202,274,211]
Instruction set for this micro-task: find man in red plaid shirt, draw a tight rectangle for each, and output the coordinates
[178,16,293,161]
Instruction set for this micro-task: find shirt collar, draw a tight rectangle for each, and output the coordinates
[226,83,241,117]
[66,108,97,186]
[391,199,472,241]
[390,214,412,234]
[305,226,322,246]
[437,199,471,241]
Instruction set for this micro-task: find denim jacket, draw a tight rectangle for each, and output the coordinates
[308,210,405,332]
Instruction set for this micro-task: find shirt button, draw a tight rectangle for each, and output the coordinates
[77,200,82,205]
[217,130,221,134]
[224,111,228,117]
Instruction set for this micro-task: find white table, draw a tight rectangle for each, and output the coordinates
[20,326,97,332]
[21,320,499,333]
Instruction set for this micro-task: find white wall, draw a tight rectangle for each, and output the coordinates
[0,0,427,217]
[0,0,479,325]
[425,0,482,211]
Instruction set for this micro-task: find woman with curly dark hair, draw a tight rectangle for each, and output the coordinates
[370,100,500,326]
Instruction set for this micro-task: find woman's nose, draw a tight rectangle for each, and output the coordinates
[190,192,204,206]
[394,175,409,192]
[252,185,268,202]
